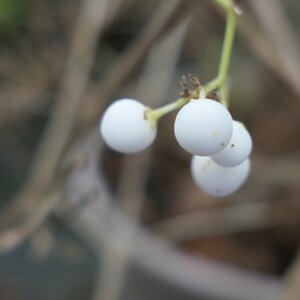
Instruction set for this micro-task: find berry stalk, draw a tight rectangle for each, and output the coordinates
[146,0,237,124]
[214,0,233,11]
[145,97,188,128]
[205,1,236,104]
[145,90,200,128]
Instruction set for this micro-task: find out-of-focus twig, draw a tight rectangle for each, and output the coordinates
[0,46,62,127]
[150,154,300,242]
[151,201,275,243]
[236,4,300,99]
[0,0,110,252]
[27,0,109,195]
[238,17,280,78]
[91,13,191,300]
[0,189,62,252]
[119,16,191,217]
[64,133,280,300]
[250,0,300,98]
[79,0,194,131]
[204,0,300,99]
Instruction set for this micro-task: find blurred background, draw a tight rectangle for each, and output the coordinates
[0,0,300,299]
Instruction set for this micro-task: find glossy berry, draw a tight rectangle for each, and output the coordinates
[211,120,252,167]
[174,99,233,156]
[191,155,250,197]
[100,99,156,153]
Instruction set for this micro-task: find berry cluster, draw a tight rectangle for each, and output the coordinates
[100,96,252,197]
[99,0,247,198]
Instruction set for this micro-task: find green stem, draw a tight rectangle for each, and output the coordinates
[205,2,236,101]
[150,98,188,119]
[145,97,191,128]
[204,77,222,94]
[146,86,204,127]
[146,1,237,125]
[218,8,236,88]
[219,81,229,106]
[214,0,232,11]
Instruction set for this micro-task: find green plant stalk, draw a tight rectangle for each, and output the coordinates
[219,80,229,107]
[214,0,232,11]
[145,96,192,128]
[148,98,188,120]
[146,1,236,125]
[205,5,236,99]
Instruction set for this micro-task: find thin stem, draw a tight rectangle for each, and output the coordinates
[214,0,232,10]
[205,2,236,100]
[205,77,222,94]
[150,98,188,118]
[146,0,237,123]
[145,86,203,126]
[218,8,236,89]
[145,97,189,128]
[219,82,229,106]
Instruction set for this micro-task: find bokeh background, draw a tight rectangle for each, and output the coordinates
[0,0,300,299]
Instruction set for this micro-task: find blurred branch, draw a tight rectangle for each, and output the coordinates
[79,0,194,132]
[27,0,109,195]
[250,0,300,98]
[150,154,300,243]
[204,0,300,99]
[237,3,300,99]
[91,15,191,300]
[62,133,280,300]
[119,17,191,217]
[238,16,281,76]
[0,0,111,251]
[0,189,62,252]
[0,0,124,128]
[0,47,62,127]
[151,201,275,243]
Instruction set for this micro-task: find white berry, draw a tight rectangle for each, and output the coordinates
[191,156,250,197]
[174,99,233,156]
[100,99,156,153]
[211,120,252,167]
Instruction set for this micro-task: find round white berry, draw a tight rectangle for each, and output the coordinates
[174,99,233,156]
[211,120,252,167]
[191,156,250,197]
[100,99,156,153]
